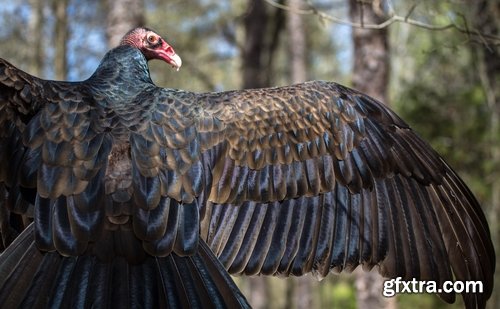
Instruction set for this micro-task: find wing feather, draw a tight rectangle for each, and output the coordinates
[186,81,494,307]
[0,59,116,257]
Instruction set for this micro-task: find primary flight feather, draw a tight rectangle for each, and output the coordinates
[0,27,495,308]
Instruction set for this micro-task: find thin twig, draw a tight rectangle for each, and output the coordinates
[404,3,417,22]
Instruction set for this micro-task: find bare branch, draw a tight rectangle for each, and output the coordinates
[404,3,417,22]
[263,0,500,45]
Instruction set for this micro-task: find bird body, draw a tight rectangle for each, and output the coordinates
[0,27,495,308]
[0,37,251,308]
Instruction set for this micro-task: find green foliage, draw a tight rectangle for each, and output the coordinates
[328,279,357,309]
[391,22,493,201]
[398,293,464,309]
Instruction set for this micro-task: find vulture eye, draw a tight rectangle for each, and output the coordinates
[147,35,159,45]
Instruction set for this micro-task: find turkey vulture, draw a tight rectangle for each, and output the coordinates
[0,27,495,308]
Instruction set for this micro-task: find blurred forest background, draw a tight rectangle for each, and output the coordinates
[0,0,498,308]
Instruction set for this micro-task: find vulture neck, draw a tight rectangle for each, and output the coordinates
[89,45,154,99]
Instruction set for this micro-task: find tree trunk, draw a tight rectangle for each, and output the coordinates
[52,0,69,80]
[287,0,307,83]
[28,0,44,76]
[246,277,270,309]
[242,0,269,89]
[349,1,394,308]
[106,0,145,48]
[242,0,285,89]
[349,0,389,102]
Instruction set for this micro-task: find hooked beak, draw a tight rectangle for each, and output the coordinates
[168,53,182,71]
[156,44,182,71]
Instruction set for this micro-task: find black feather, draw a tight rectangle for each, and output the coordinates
[0,225,250,308]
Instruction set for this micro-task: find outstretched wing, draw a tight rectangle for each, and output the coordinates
[0,58,47,187]
[0,59,53,249]
[184,81,493,307]
[0,59,113,255]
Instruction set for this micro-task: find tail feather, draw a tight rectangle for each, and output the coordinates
[0,224,250,308]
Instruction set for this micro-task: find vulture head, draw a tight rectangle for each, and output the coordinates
[120,27,182,71]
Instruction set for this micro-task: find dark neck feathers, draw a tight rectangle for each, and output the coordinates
[91,46,153,86]
[87,46,154,105]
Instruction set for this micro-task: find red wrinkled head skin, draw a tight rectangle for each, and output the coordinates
[120,27,182,70]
